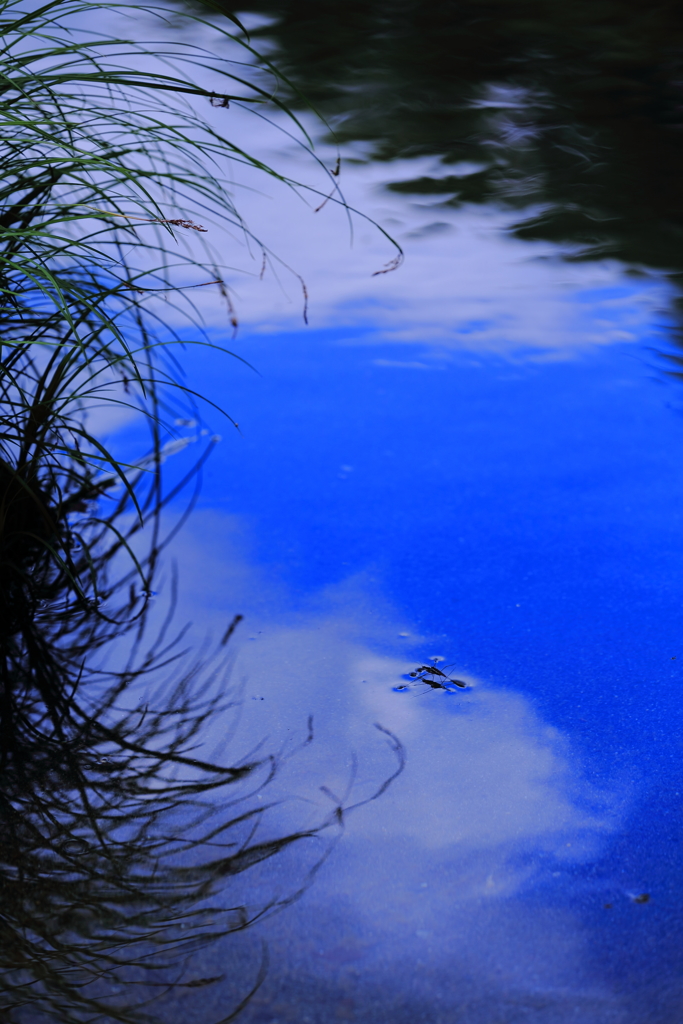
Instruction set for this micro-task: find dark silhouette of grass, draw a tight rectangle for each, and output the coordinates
[0,347,404,1024]
[0,499,404,1020]
[0,3,404,1019]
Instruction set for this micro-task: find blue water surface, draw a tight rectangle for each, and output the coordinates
[126,289,683,1022]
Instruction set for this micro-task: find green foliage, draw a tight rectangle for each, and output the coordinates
[0,0,312,778]
[0,0,345,717]
[0,4,406,1020]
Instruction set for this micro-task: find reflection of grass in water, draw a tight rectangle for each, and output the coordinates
[0,2,403,1019]
[0,543,403,1022]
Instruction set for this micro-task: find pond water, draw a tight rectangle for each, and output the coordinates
[166,319,683,1022]
[129,4,683,1020]
[14,2,683,1021]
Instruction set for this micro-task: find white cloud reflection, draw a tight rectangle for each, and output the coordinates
[170,510,620,872]
[151,84,671,358]
[165,113,672,359]
[156,510,627,1020]
[212,134,670,358]
[83,7,672,366]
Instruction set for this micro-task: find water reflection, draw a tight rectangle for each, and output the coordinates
[0,449,401,1021]
[146,301,683,1018]
[227,0,683,275]
[52,2,683,1015]
[165,0,683,368]
[176,128,669,355]
[163,512,628,1022]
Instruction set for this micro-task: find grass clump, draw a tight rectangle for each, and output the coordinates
[0,0,294,775]
[0,2,404,1020]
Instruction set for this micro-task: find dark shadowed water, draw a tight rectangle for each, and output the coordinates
[8,2,683,1021]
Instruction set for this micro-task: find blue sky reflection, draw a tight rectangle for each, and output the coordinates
[146,307,683,1019]
[164,513,630,1022]
[95,70,683,1018]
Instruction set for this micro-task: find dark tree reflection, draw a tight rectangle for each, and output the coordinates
[223,0,683,274]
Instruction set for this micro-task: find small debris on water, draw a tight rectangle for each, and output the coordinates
[630,892,650,904]
[396,659,468,694]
